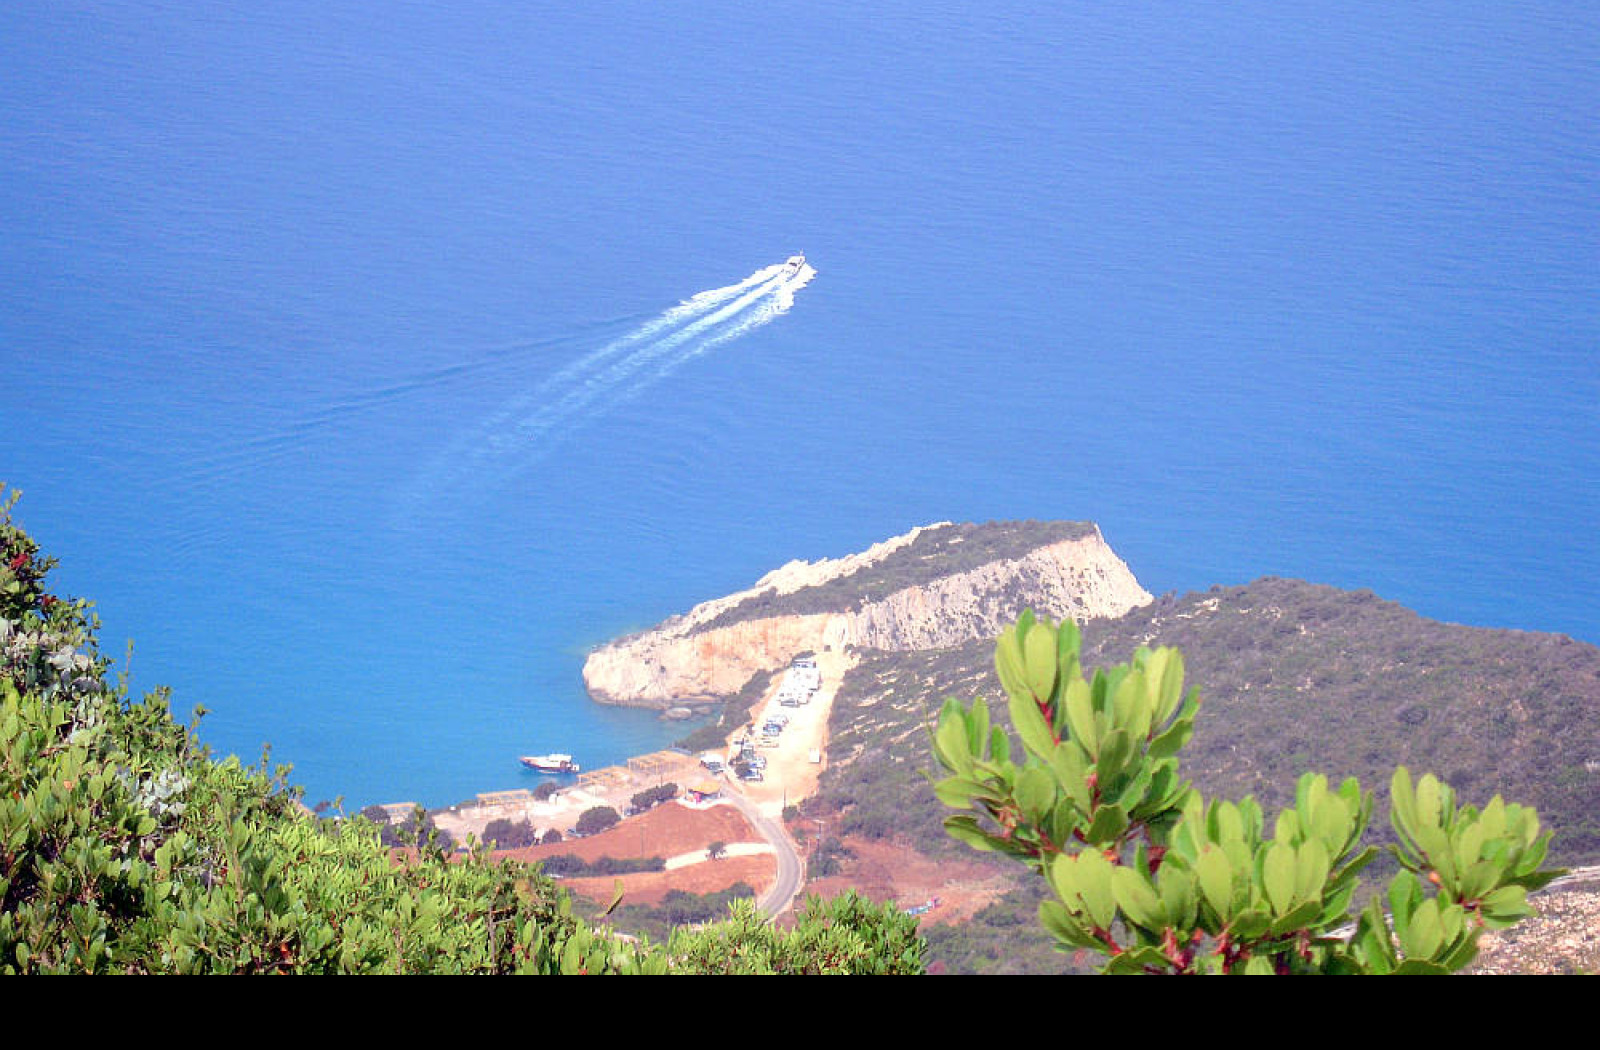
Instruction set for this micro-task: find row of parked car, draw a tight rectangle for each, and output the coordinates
[698,657,823,784]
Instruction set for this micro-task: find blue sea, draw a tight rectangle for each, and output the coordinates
[3,2,1596,808]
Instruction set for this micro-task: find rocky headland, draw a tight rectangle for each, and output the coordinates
[581,520,1153,708]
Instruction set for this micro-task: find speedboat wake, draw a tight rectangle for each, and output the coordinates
[400,256,817,517]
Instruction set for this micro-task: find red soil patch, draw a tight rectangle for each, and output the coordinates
[496,800,758,864]
[799,835,1014,926]
[492,801,773,907]
[486,800,1010,927]
[562,855,775,909]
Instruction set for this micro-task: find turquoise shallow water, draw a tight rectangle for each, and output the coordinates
[3,2,1596,807]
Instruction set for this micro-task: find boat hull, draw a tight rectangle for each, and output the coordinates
[519,754,580,774]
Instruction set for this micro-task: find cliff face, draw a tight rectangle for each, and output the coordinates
[583,522,1153,707]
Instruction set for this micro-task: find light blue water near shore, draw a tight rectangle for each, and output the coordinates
[3,3,1596,807]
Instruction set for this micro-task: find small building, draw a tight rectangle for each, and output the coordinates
[687,780,724,803]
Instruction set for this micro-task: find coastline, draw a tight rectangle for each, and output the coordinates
[419,650,848,916]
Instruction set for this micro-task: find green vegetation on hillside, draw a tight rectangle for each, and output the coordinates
[692,520,1096,632]
[1084,581,1600,861]
[663,893,928,975]
[674,668,773,751]
[932,612,1561,973]
[811,581,1600,867]
[0,491,925,974]
[608,883,758,941]
[804,579,1600,972]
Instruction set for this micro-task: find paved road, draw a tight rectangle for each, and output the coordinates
[727,788,804,918]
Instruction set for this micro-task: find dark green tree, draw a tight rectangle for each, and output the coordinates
[483,818,541,850]
[574,806,621,838]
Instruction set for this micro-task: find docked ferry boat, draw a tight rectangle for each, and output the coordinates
[519,753,580,774]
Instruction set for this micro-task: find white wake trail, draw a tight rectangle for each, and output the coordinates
[400,257,817,520]
[613,263,816,403]
[501,262,812,448]
[497,269,782,448]
[537,268,774,391]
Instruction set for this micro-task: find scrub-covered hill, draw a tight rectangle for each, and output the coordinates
[813,578,1600,866]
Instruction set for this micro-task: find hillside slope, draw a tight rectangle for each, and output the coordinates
[813,578,1600,865]
[804,577,1600,973]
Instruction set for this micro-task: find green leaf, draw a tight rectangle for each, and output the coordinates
[1085,803,1128,845]
[1156,860,1197,930]
[943,816,1010,854]
[1261,842,1297,915]
[1113,762,1153,813]
[1416,773,1446,827]
[1038,900,1095,949]
[1294,839,1331,901]
[994,626,1029,704]
[1111,865,1165,931]
[1066,850,1118,931]
[932,703,974,773]
[1211,801,1245,845]
[1196,846,1234,917]
[1055,617,1083,692]
[1094,728,1133,784]
[1110,669,1149,739]
[1014,766,1056,821]
[1152,648,1187,724]
[1398,898,1443,960]
[932,775,995,810]
[1479,884,1533,928]
[1062,678,1100,753]
[1390,766,1419,835]
[1047,741,1092,815]
[966,696,991,756]
[1023,620,1058,702]
[1105,946,1173,974]
[1231,909,1272,941]
[1008,682,1057,761]
[1267,899,1323,937]
[988,725,1011,767]
[1147,716,1193,760]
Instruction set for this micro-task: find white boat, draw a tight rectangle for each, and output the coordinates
[519,753,580,774]
[782,252,806,277]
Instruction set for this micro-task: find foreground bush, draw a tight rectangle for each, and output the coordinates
[666,893,926,975]
[0,492,927,974]
[932,611,1563,974]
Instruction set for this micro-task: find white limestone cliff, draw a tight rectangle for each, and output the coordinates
[582,522,1153,708]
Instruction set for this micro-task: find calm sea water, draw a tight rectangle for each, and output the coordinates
[3,2,1595,807]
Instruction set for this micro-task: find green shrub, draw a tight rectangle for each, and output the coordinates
[574,806,621,837]
[541,854,666,877]
[932,611,1563,974]
[665,892,926,974]
[0,491,926,975]
[483,818,541,850]
[629,783,678,813]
